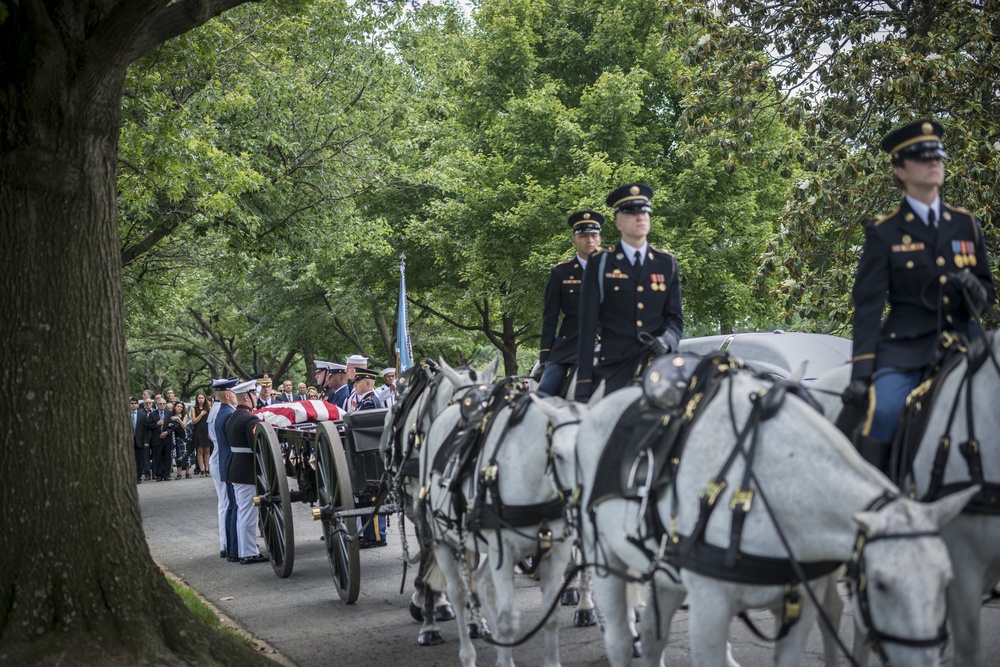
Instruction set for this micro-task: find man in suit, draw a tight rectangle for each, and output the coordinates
[844,120,995,471]
[208,377,237,559]
[273,379,295,403]
[225,380,269,564]
[130,398,147,484]
[296,382,309,400]
[537,210,603,396]
[575,183,683,401]
[135,397,154,481]
[146,397,174,481]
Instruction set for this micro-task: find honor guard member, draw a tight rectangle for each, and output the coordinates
[537,210,604,396]
[375,368,398,408]
[844,120,994,471]
[254,373,274,408]
[327,363,350,408]
[225,380,269,563]
[575,183,683,401]
[208,377,238,560]
[350,367,388,547]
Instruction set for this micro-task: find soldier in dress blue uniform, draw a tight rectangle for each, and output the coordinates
[537,210,603,396]
[575,183,684,401]
[225,379,269,563]
[844,120,995,471]
[350,367,388,547]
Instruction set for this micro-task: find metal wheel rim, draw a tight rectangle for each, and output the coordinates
[254,421,294,577]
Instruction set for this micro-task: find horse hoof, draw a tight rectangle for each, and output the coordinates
[632,637,642,658]
[417,630,445,646]
[467,623,481,639]
[435,603,456,622]
[574,609,598,627]
[409,602,423,622]
[560,588,580,606]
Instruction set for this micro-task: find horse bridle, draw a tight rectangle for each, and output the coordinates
[844,495,950,663]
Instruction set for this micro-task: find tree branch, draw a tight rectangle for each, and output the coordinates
[124,0,258,64]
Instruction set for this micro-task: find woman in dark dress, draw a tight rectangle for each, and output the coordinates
[169,402,190,479]
[190,393,212,477]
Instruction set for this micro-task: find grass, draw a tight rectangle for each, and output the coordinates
[169,578,255,648]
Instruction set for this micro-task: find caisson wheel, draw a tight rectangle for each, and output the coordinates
[253,421,294,578]
[316,421,360,603]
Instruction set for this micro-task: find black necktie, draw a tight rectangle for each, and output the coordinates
[633,250,641,266]
[928,208,936,228]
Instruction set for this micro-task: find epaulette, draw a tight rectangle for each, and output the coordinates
[650,245,675,257]
[943,203,973,216]
[591,245,611,255]
[873,207,900,227]
[555,258,573,266]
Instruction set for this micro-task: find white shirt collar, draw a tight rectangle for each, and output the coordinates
[576,254,588,269]
[905,195,941,226]
[619,240,648,265]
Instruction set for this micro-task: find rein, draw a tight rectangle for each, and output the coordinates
[844,495,950,662]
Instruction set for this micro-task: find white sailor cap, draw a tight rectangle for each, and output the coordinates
[380,368,396,377]
[315,360,332,371]
[233,379,258,395]
[345,354,368,366]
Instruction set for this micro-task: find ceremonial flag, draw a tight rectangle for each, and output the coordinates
[396,253,414,372]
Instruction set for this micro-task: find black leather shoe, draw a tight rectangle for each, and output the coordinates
[240,553,269,564]
[227,556,241,563]
[359,538,387,550]
[220,550,227,558]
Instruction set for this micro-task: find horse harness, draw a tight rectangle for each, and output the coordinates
[896,332,1000,514]
[844,493,950,663]
[427,379,572,568]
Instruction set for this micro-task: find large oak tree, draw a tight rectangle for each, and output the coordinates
[0,1,276,664]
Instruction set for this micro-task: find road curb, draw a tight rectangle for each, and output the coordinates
[156,559,298,667]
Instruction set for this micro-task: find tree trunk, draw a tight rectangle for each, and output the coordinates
[0,3,272,665]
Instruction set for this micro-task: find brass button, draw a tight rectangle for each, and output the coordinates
[637,303,644,309]
[943,296,950,305]
[943,211,952,221]
[906,260,914,269]
[946,315,954,324]
[936,257,946,266]
[637,286,644,292]
[636,320,643,327]
[890,333,897,339]
[614,286,620,291]
[569,289,574,293]
[940,275,948,284]
[600,356,605,362]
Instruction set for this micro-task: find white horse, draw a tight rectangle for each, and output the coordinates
[419,373,586,667]
[577,359,975,666]
[811,333,1000,667]
[379,356,500,645]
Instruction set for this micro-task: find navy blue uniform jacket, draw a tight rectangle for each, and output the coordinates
[225,406,260,485]
[851,198,995,382]
[576,241,683,391]
[539,257,586,365]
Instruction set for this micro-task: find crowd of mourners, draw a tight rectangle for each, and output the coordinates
[129,357,398,484]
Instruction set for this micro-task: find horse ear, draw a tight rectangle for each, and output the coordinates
[924,485,980,529]
[528,394,562,423]
[438,357,463,387]
[788,360,808,384]
[483,355,501,383]
[852,509,887,535]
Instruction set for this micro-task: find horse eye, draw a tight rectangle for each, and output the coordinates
[874,579,889,594]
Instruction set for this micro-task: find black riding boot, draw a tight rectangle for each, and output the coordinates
[854,435,891,474]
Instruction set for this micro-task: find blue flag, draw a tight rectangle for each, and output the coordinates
[396,254,413,372]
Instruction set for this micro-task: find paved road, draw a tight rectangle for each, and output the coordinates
[140,475,998,666]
